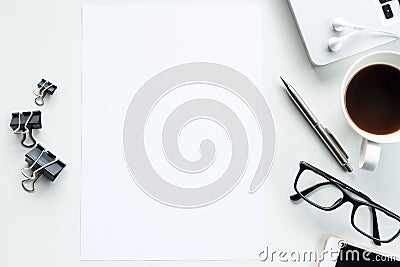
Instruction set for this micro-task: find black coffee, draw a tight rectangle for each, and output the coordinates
[345,64,400,135]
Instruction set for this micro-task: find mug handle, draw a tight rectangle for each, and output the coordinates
[359,138,381,171]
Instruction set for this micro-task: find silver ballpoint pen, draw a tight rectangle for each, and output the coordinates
[280,77,353,172]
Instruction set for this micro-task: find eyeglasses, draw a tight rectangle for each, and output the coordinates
[290,161,400,246]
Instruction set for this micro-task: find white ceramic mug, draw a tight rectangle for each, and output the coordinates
[341,51,400,171]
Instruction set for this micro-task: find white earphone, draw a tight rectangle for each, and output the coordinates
[328,17,400,52]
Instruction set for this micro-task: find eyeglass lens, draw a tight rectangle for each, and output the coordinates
[353,205,400,242]
[297,169,344,209]
[297,168,400,242]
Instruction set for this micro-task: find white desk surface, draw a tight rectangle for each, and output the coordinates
[1,0,399,266]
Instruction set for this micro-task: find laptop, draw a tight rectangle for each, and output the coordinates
[288,0,400,65]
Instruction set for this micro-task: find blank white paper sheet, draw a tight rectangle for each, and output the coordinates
[81,4,271,260]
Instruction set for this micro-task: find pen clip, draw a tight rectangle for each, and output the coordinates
[325,128,349,159]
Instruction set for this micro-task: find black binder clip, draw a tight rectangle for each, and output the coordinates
[21,144,66,192]
[34,79,57,106]
[10,111,42,148]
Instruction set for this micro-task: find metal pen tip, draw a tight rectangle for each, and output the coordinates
[280,76,289,88]
[344,163,353,172]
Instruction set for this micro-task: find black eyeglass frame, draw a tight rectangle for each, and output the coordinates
[290,161,400,245]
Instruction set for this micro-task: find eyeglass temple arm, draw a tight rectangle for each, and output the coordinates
[371,208,382,246]
[335,181,373,201]
[290,182,331,201]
